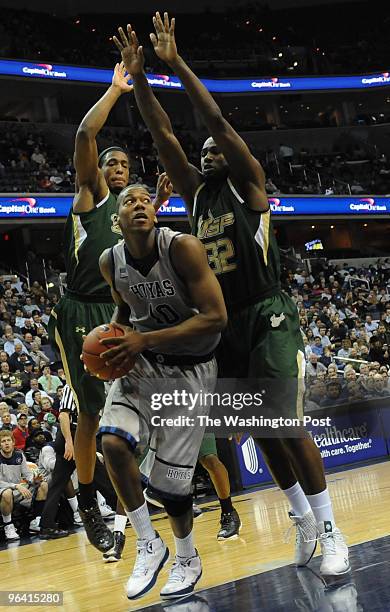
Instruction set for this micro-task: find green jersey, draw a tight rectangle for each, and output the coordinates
[191,177,280,312]
[64,191,122,297]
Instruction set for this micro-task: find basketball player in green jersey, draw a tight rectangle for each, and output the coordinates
[49,61,170,553]
[114,14,350,576]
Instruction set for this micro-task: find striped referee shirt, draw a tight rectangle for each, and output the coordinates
[60,385,78,429]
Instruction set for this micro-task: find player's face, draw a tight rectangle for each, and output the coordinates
[102,151,130,193]
[118,187,157,234]
[201,138,228,179]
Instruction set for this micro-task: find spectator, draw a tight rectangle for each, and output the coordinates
[0,412,15,431]
[0,429,48,540]
[38,366,62,395]
[37,397,58,422]
[29,340,50,367]
[41,413,58,441]
[12,413,29,450]
[306,353,327,383]
[23,296,39,317]
[321,380,344,407]
[25,379,51,408]
[8,342,33,372]
[365,315,379,337]
[3,331,28,357]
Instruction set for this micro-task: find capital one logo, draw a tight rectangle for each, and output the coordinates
[241,437,259,474]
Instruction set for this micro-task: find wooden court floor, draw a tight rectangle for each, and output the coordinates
[0,460,389,612]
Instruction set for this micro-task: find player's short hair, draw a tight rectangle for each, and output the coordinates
[118,183,151,205]
[98,146,128,168]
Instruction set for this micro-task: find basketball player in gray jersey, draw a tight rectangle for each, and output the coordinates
[97,184,227,601]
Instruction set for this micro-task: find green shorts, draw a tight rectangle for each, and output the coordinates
[216,291,305,419]
[198,433,218,459]
[48,294,115,416]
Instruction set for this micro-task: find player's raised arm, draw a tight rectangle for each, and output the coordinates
[73,62,133,214]
[150,12,268,212]
[113,24,202,216]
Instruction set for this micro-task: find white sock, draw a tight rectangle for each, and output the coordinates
[68,496,78,513]
[126,502,155,541]
[283,482,311,518]
[96,491,105,506]
[114,513,127,534]
[2,513,11,524]
[306,489,335,524]
[174,532,196,559]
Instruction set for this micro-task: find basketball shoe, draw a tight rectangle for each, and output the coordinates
[160,551,202,599]
[126,531,169,600]
[318,521,350,575]
[288,510,317,566]
[78,499,114,552]
[103,531,126,563]
[4,523,19,541]
[217,509,241,540]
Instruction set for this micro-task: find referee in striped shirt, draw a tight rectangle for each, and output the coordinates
[39,385,116,539]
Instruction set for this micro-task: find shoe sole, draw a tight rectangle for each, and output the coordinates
[103,555,121,563]
[127,546,170,600]
[217,520,242,541]
[160,568,203,600]
[6,537,20,542]
[39,533,69,540]
[321,565,351,576]
[296,540,317,567]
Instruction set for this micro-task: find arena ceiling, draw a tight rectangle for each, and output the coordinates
[0,0,365,14]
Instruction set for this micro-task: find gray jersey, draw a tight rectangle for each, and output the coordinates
[111,227,220,357]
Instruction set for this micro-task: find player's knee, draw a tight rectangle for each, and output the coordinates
[1,488,13,504]
[77,412,99,434]
[161,494,193,517]
[200,453,220,473]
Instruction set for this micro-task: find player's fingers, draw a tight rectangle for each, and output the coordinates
[113,36,123,52]
[150,33,158,48]
[155,12,164,33]
[118,26,128,47]
[163,12,170,31]
[170,17,175,34]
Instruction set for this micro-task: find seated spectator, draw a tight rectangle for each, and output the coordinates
[24,428,50,463]
[320,380,345,407]
[305,381,327,411]
[320,346,333,368]
[311,336,323,356]
[0,430,48,540]
[0,412,15,431]
[37,397,58,422]
[52,386,64,413]
[23,296,39,317]
[56,368,67,385]
[319,327,331,348]
[8,341,34,372]
[346,381,365,403]
[368,337,390,366]
[25,379,51,408]
[26,418,52,444]
[41,413,58,441]
[38,366,62,395]
[29,341,50,367]
[337,338,352,369]
[306,353,327,382]
[365,314,378,337]
[327,363,339,379]
[3,331,28,357]
[344,366,357,382]
[10,413,29,450]
[372,373,389,397]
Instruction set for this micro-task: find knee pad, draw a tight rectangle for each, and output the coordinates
[160,493,193,517]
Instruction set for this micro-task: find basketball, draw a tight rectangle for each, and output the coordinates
[82,323,134,380]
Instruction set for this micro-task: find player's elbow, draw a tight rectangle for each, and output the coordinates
[206,110,226,132]
[209,308,228,333]
[76,126,96,142]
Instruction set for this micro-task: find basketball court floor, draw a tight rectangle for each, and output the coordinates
[0,460,389,611]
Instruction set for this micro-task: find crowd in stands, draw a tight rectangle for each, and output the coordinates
[1,121,389,196]
[280,258,390,408]
[0,3,388,77]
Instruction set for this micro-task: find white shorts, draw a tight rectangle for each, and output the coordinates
[98,354,217,499]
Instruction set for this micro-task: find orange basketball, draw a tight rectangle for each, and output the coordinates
[82,323,135,381]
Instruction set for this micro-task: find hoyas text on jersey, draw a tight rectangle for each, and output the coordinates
[129,279,176,300]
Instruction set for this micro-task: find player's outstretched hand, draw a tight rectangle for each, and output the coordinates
[154,172,173,211]
[150,12,178,65]
[113,24,145,77]
[100,322,147,366]
[111,61,133,94]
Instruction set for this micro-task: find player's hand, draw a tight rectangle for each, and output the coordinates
[154,172,173,212]
[150,12,178,65]
[64,440,74,461]
[113,25,145,77]
[16,484,32,499]
[33,473,43,483]
[111,61,133,94]
[100,323,147,366]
